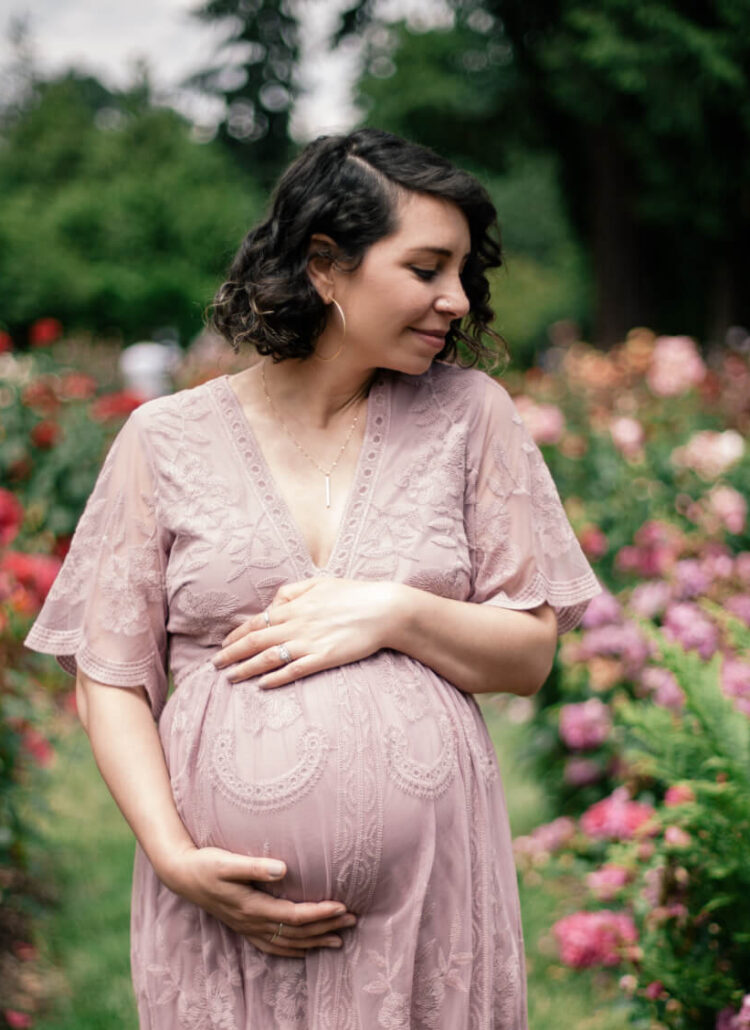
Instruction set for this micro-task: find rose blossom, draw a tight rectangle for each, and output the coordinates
[513,395,565,445]
[673,559,711,600]
[707,484,747,535]
[726,595,750,627]
[664,826,691,848]
[559,698,612,750]
[581,590,622,628]
[664,784,695,807]
[513,817,577,862]
[736,553,750,585]
[671,429,744,481]
[586,864,630,901]
[721,657,750,717]
[609,416,644,457]
[578,622,651,677]
[663,602,720,659]
[646,335,706,397]
[564,757,603,787]
[629,580,672,618]
[580,787,656,840]
[0,489,24,545]
[552,909,638,968]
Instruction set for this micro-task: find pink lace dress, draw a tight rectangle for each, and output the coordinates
[26,362,600,1029]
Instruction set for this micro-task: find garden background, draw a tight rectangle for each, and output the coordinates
[1,1,749,1027]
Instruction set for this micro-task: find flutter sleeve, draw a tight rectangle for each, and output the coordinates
[24,408,170,717]
[464,373,602,634]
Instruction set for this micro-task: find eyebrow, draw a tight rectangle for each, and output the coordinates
[406,246,471,261]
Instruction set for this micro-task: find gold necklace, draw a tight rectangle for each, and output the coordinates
[260,361,366,509]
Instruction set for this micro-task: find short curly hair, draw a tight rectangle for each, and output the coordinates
[210,128,506,369]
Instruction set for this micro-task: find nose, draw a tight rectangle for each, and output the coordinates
[435,276,470,319]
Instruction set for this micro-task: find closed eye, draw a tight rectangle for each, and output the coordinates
[411,267,438,281]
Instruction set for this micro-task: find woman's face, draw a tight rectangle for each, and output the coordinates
[328,190,472,376]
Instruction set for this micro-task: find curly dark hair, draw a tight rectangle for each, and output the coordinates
[210,128,506,369]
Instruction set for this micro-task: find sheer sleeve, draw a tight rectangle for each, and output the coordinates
[464,374,601,635]
[24,408,170,717]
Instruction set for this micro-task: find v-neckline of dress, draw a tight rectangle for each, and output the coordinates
[212,371,391,579]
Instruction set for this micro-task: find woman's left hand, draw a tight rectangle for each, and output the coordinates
[212,577,402,689]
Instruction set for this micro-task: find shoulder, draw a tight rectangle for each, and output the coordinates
[126,378,217,437]
[390,362,518,428]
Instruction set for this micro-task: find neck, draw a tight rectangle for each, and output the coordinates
[259,355,378,430]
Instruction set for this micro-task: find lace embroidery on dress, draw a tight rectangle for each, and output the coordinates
[363,921,410,1030]
[380,651,429,722]
[211,375,390,581]
[385,712,457,800]
[209,726,330,812]
[241,683,303,734]
[412,912,472,1029]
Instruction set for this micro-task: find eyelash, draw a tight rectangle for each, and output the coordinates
[411,267,438,281]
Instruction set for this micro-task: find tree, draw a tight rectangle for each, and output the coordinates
[0,69,264,343]
[339,0,750,346]
[188,0,300,187]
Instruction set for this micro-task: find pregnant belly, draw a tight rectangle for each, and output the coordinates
[161,653,497,912]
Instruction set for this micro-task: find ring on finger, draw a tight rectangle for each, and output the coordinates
[277,643,292,664]
[270,921,284,943]
[263,608,271,628]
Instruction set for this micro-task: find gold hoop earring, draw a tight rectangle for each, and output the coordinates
[313,298,346,362]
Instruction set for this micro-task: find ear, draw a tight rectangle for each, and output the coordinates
[306,233,341,302]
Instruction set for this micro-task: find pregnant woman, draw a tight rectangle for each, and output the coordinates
[26,128,600,1028]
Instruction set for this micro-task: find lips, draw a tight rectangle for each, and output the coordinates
[411,328,447,347]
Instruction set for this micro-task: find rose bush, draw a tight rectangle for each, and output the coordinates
[507,330,750,1027]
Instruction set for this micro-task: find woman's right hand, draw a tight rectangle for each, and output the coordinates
[161,845,357,958]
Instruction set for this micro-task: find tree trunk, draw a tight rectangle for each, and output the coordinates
[588,127,642,348]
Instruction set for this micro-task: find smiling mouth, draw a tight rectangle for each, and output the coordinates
[411,329,446,345]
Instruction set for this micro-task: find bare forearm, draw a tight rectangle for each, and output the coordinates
[385,585,557,695]
[76,672,194,889]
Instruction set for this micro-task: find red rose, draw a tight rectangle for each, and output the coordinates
[22,377,60,416]
[30,419,62,449]
[29,317,63,347]
[90,390,144,422]
[0,329,12,353]
[0,489,24,545]
[59,372,97,400]
[1,551,62,606]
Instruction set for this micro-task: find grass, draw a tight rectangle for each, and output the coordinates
[26,701,631,1029]
[31,726,137,1029]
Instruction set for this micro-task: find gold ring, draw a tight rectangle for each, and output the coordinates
[270,921,284,943]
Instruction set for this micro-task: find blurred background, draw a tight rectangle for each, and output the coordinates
[1,2,750,1028]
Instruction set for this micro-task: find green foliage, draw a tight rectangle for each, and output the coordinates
[624,625,749,786]
[0,72,263,341]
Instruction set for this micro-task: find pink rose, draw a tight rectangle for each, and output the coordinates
[646,335,705,397]
[586,864,630,901]
[610,416,644,457]
[513,396,565,445]
[580,788,656,841]
[559,698,612,750]
[664,826,691,848]
[664,784,695,807]
[552,909,638,968]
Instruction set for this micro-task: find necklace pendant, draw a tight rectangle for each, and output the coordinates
[325,474,331,509]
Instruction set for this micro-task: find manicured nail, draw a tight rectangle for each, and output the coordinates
[325,936,342,947]
[257,678,267,689]
[267,861,285,877]
[330,904,347,916]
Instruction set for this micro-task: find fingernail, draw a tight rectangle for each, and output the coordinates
[258,678,267,689]
[342,916,357,927]
[325,936,342,947]
[267,861,285,877]
[330,904,347,916]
